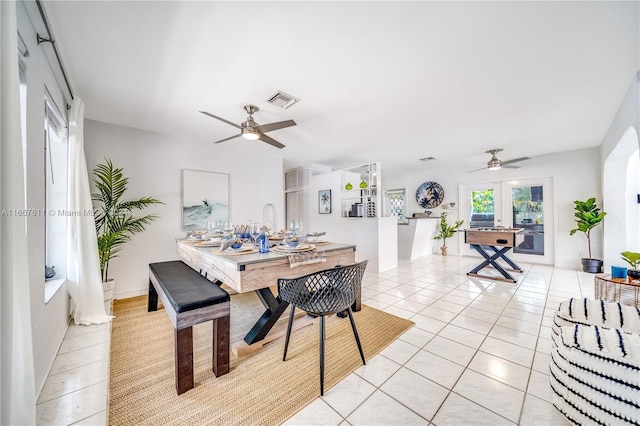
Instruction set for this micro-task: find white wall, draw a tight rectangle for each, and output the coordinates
[601,72,640,270]
[384,148,601,269]
[84,120,284,298]
[17,1,71,395]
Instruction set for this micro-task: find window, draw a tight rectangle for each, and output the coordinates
[284,168,309,230]
[18,34,28,176]
[385,189,406,222]
[44,88,68,281]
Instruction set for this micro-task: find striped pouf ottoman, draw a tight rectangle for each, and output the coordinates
[550,298,640,425]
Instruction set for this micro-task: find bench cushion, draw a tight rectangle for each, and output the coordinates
[149,261,229,313]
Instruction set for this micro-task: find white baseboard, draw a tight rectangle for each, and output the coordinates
[113,288,147,300]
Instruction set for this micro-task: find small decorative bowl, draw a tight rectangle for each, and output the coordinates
[231,242,243,249]
[287,240,299,248]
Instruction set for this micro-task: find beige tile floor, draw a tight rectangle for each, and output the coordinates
[38,254,594,425]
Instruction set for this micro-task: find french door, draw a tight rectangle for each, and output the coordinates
[459,178,554,265]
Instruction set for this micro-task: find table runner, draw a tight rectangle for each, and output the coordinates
[287,250,326,268]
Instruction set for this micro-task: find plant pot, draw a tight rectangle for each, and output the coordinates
[628,269,640,280]
[441,246,448,256]
[103,278,115,302]
[581,258,603,274]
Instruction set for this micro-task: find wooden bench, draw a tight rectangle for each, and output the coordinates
[148,260,230,394]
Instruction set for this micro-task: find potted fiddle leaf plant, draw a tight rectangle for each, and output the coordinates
[92,159,163,298]
[434,211,464,256]
[569,197,606,273]
[620,251,640,280]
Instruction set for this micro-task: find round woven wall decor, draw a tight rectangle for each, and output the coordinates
[415,181,444,209]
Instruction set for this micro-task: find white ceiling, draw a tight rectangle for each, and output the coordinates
[43,1,639,173]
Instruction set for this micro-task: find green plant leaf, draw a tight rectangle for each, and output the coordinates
[92,158,164,281]
[569,197,606,260]
[433,212,464,245]
[620,251,640,270]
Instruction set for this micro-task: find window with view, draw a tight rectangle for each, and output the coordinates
[385,189,406,221]
[44,89,68,282]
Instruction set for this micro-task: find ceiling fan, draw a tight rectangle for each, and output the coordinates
[468,149,530,172]
[200,104,296,149]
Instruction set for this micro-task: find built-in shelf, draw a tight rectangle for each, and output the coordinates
[341,162,380,218]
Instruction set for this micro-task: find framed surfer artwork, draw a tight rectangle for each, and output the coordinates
[181,169,229,230]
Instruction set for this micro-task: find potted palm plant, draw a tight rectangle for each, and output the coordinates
[434,212,464,256]
[92,159,163,295]
[620,251,640,280]
[569,197,606,273]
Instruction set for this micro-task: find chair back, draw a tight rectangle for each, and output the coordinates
[278,261,368,316]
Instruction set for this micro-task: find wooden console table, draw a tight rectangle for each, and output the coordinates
[464,228,525,283]
[594,273,640,306]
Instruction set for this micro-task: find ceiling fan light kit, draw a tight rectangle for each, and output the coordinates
[200,103,296,149]
[241,128,260,140]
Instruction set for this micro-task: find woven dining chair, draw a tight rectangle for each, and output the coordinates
[277,260,368,396]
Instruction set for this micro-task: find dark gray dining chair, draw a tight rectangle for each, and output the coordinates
[277,260,368,396]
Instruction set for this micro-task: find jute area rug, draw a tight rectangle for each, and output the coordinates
[109,291,414,426]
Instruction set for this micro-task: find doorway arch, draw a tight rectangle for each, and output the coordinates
[603,126,640,269]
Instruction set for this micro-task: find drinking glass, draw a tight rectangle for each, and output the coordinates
[251,223,261,248]
[223,222,233,240]
[290,219,299,235]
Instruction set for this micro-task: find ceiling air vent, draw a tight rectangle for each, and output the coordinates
[419,157,436,162]
[266,90,300,109]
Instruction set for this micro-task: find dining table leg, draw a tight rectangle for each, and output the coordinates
[243,288,290,345]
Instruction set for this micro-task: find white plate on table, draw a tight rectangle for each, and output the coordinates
[224,246,254,253]
[195,240,222,247]
[272,244,315,253]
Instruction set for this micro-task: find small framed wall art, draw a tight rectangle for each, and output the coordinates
[318,189,332,214]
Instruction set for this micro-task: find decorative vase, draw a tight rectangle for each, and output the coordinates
[628,269,640,280]
[441,246,448,256]
[103,278,115,302]
[581,258,603,274]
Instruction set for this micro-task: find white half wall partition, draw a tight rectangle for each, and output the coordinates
[398,218,439,260]
[309,170,398,273]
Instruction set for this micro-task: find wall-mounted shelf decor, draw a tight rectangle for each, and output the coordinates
[340,162,380,218]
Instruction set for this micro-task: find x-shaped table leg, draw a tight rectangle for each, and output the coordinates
[468,244,520,283]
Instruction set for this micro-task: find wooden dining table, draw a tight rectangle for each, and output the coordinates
[176,240,358,347]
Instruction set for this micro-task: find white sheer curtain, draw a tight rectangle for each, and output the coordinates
[66,98,113,324]
[0,1,37,423]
